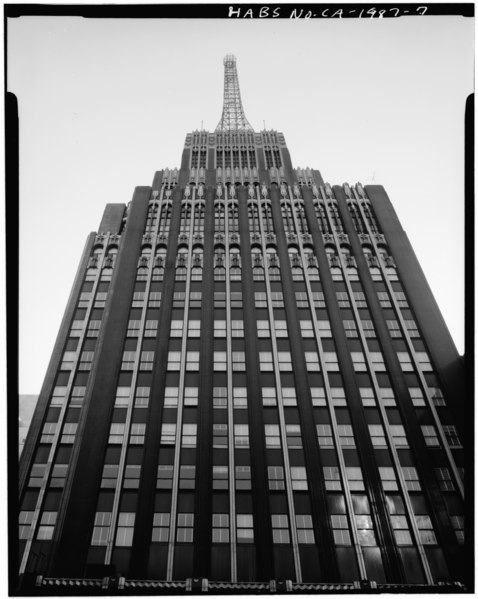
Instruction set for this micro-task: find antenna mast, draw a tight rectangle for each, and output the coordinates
[216,54,254,132]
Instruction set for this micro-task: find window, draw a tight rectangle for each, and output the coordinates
[259,352,274,372]
[386,320,402,338]
[37,511,57,540]
[299,320,314,338]
[188,320,201,337]
[278,352,292,371]
[214,291,226,308]
[435,467,455,491]
[236,514,254,543]
[379,467,398,491]
[214,351,227,371]
[312,291,325,308]
[60,351,76,370]
[324,352,339,371]
[41,423,57,444]
[317,320,332,337]
[164,387,178,407]
[157,465,174,489]
[282,388,297,406]
[353,291,367,308]
[265,424,281,448]
[213,387,227,409]
[355,515,377,546]
[359,387,375,407]
[189,291,202,308]
[416,352,433,372]
[232,351,246,371]
[343,320,358,338]
[390,515,412,546]
[254,292,267,308]
[295,292,309,308]
[231,291,242,308]
[346,467,365,491]
[443,425,462,448]
[149,291,161,307]
[50,463,68,487]
[182,423,197,447]
[274,320,288,338]
[402,467,421,491]
[338,425,355,448]
[272,514,290,544]
[369,425,387,447]
[235,466,251,490]
[144,320,158,337]
[234,424,249,448]
[317,424,334,447]
[379,388,396,407]
[186,351,199,371]
[397,352,413,372]
[404,320,419,338]
[231,320,244,337]
[152,513,170,542]
[172,292,185,308]
[323,466,341,490]
[286,424,302,448]
[389,425,408,448]
[311,387,326,406]
[176,513,194,543]
[130,423,146,444]
[409,387,426,407]
[394,291,408,307]
[71,385,86,405]
[51,386,67,406]
[167,351,181,371]
[450,515,464,544]
[330,388,346,406]
[179,465,196,489]
[336,292,350,308]
[213,424,228,448]
[377,292,391,308]
[431,388,446,407]
[351,352,367,372]
[271,292,284,308]
[170,320,183,337]
[416,515,437,545]
[257,320,270,337]
[61,423,78,444]
[101,464,119,488]
[291,466,308,490]
[421,425,439,447]
[214,320,226,338]
[124,465,141,488]
[132,292,145,307]
[121,351,136,370]
[91,512,111,545]
[296,515,315,544]
[268,466,285,490]
[212,514,230,543]
[212,465,228,490]
[361,320,376,338]
[370,352,385,371]
[140,351,154,370]
[331,515,351,545]
[305,352,320,372]
[262,387,277,406]
[184,387,199,406]
[115,513,135,546]
[233,387,247,409]
[160,423,176,445]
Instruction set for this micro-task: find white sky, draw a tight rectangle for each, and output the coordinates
[7,15,473,394]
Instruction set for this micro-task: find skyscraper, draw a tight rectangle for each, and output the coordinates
[16,54,467,593]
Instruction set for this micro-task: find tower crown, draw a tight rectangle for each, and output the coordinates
[215,54,254,132]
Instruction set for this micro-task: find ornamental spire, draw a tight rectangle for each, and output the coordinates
[216,54,254,132]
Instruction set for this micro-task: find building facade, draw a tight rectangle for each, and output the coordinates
[17,56,467,593]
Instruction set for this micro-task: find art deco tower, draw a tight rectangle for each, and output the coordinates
[17,55,467,593]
